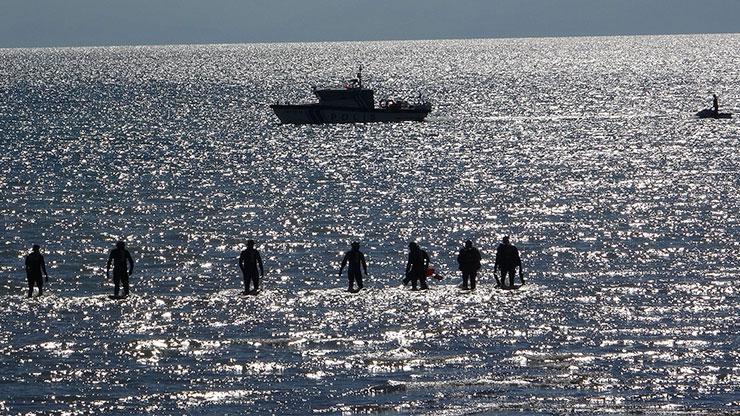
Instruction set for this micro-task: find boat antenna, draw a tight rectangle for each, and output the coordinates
[357,65,363,89]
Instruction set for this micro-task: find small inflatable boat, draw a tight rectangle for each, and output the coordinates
[696,108,732,119]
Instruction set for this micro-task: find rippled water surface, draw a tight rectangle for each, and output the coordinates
[1,35,739,414]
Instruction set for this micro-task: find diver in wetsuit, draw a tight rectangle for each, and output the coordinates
[25,244,48,298]
[338,242,368,292]
[457,240,482,290]
[494,236,523,289]
[404,242,430,290]
[239,240,264,293]
[713,94,720,117]
[107,241,134,297]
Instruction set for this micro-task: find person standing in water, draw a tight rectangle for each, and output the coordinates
[404,242,430,290]
[239,240,264,294]
[494,236,523,289]
[107,241,134,297]
[25,244,48,298]
[338,241,368,292]
[457,240,482,290]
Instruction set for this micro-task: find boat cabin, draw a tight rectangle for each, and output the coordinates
[313,88,375,109]
[311,65,375,109]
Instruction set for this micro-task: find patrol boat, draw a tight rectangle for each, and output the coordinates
[270,67,432,124]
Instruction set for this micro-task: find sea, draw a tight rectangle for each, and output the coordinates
[0,34,738,415]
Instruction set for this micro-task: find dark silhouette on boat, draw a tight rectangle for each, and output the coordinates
[271,66,431,124]
[696,94,732,119]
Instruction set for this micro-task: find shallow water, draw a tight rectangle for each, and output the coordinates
[0,34,739,414]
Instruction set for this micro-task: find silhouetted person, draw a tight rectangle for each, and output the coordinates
[494,236,523,289]
[239,240,264,293]
[25,244,48,298]
[107,241,134,297]
[713,94,720,117]
[457,240,481,290]
[404,242,430,290]
[338,241,368,292]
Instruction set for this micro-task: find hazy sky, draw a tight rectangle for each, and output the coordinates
[1,0,739,48]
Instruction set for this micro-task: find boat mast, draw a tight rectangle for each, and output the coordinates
[357,65,363,89]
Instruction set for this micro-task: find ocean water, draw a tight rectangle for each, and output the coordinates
[0,34,738,415]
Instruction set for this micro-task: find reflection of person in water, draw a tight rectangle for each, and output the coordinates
[239,240,264,294]
[338,242,368,292]
[25,244,48,298]
[457,240,481,290]
[107,241,134,297]
[494,236,523,289]
[404,242,430,290]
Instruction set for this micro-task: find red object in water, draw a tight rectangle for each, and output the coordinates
[425,267,443,280]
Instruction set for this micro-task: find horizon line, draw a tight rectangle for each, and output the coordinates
[1,30,737,52]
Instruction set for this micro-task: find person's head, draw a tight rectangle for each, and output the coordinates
[247,240,255,249]
[351,241,360,250]
[502,236,510,245]
[408,241,417,250]
[116,241,125,249]
[32,244,40,253]
[465,240,473,249]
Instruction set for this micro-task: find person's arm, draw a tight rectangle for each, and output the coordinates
[361,253,368,275]
[126,251,134,276]
[238,252,245,272]
[405,255,411,275]
[515,248,524,283]
[338,253,348,277]
[493,247,501,286]
[106,251,113,279]
[41,255,48,282]
[257,252,264,277]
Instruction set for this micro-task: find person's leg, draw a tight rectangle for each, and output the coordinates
[347,271,355,291]
[462,271,469,289]
[252,273,260,291]
[470,271,477,290]
[36,276,44,296]
[122,273,130,296]
[113,273,121,297]
[508,269,516,288]
[420,271,429,290]
[27,278,34,298]
[411,269,418,290]
[355,271,363,290]
[242,270,252,293]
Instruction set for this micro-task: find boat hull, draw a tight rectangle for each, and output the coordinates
[270,105,431,124]
[696,109,733,119]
